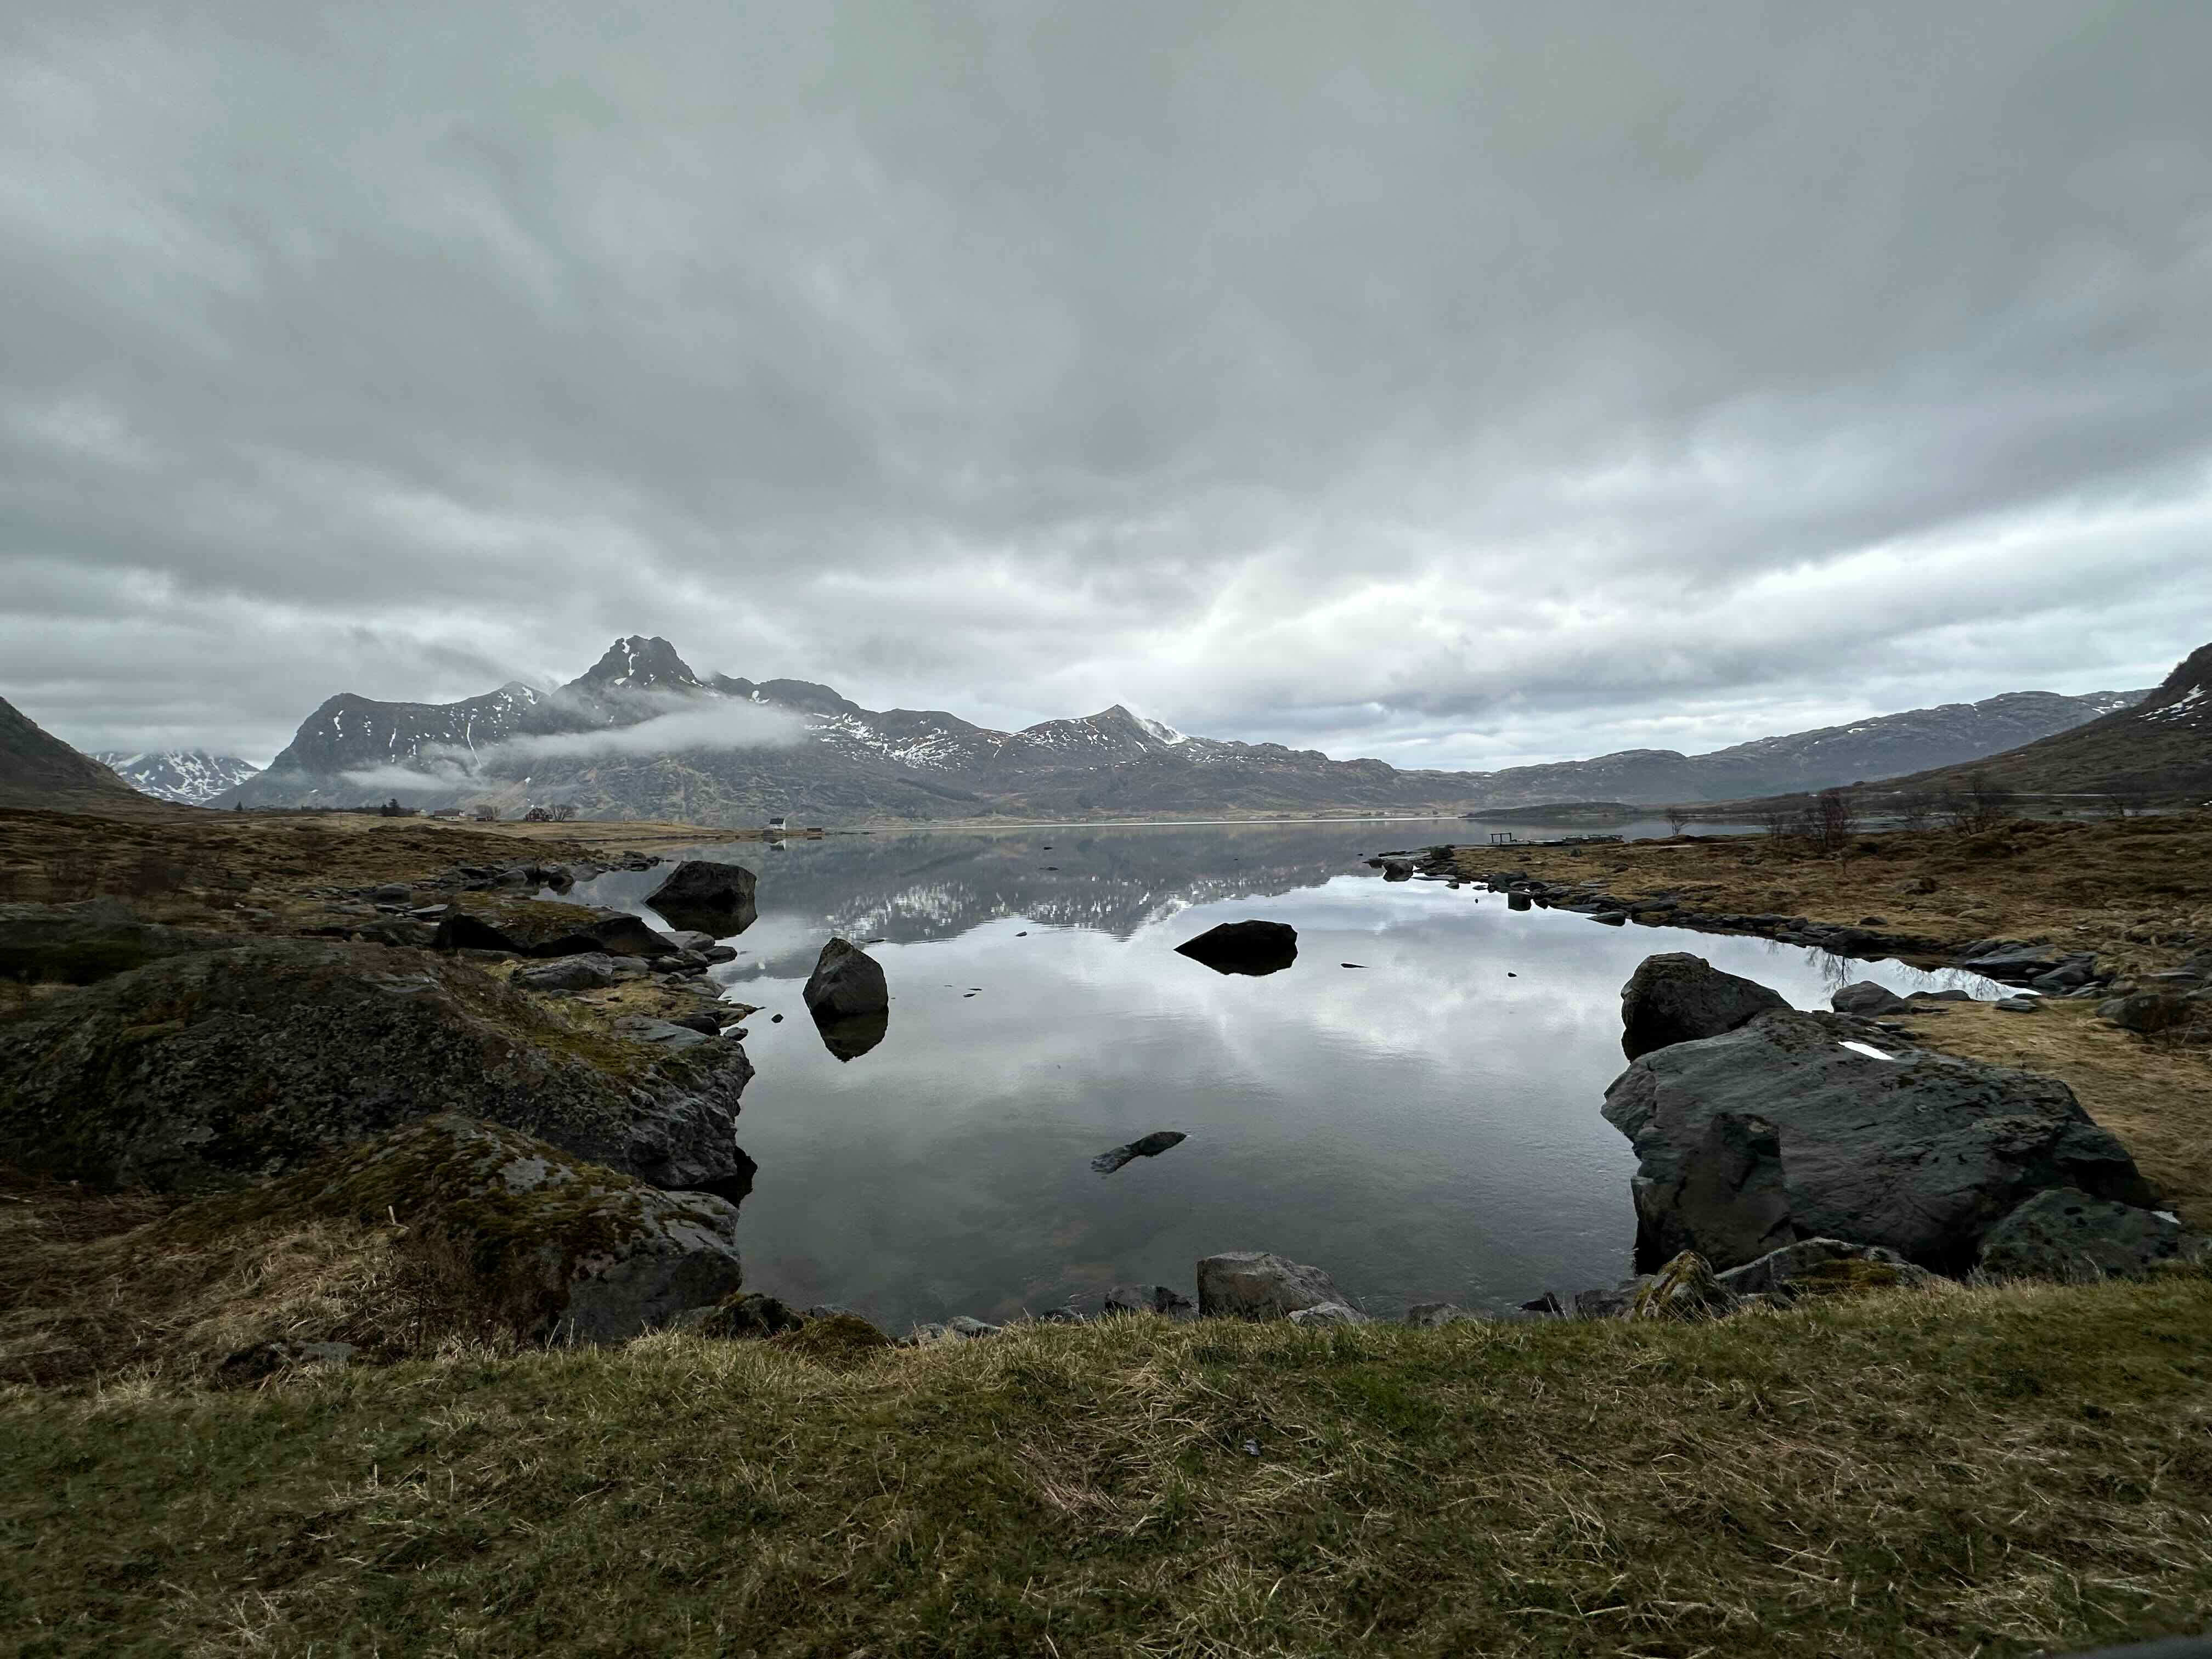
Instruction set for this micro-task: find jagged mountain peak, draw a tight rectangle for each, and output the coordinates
[571,635,702,692]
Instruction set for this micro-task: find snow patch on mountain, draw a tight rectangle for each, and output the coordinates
[94,749,262,805]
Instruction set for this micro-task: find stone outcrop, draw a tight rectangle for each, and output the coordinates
[0,939,752,1193]
[1602,1008,2154,1272]
[1618,952,1788,1061]
[644,861,759,935]
[516,952,617,991]
[1173,919,1298,976]
[0,900,255,985]
[1977,1188,2200,1281]
[1195,1251,1346,1319]
[804,937,889,1019]
[172,1115,745,1343]
[432,900,672,959]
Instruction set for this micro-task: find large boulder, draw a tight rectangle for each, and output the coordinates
[2097,992,2196,1035]
[1715,1238,1934,1300]
[1175,920,1298,977]
[1629,1109,1795,1268]
[172,1115,745,1343]
[804,938,889,1019]
[1195,1251,1345,1319]
[1618,953,1788,1060]
[0,939,752,1193]
[644,861,759,936]
[1977,1188,2200,1282]
[1602,1009,2154,1272]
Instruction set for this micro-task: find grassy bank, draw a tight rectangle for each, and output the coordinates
[1451,811,2212,977]
[7,1273,2212,1657]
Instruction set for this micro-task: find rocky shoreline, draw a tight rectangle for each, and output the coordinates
[4,825,2208,1380]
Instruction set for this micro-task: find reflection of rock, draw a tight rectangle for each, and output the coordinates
[1619,952,1788,1060]
[645,860,759,936]
[1091,1130,1187,1173]
[1174,919,1297,977]
[1603,1008,2155,1272]
[804,936,889,1018]
[814,1008,889,1062]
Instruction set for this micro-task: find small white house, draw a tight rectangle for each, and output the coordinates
[766,814,788,833]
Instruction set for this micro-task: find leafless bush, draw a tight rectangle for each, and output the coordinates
[1808,788,1858,855]
[1663,806,1691,836]
[1894,793,1936,831]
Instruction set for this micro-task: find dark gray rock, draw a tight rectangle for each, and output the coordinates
[1403,1302,1475,1327]
[516,952,617,992]
[1978,1188,2201,1282]
[1628,1109,1795,1269]
[1572,1278,1647,1319]
[804,937,889,1019]
[432,904,672,960]
[1195,1251,1344,1319]
[1994,996,2042,1013]
[1618,952,1790,1061]
[674,1290,805,1339]
[1603,1009,2154,1272]
[2098,992,2196,1034]
[1955,944,2066,984]
[1831,981,1911,1017]
[0,940,753,1193]
[1173,919,1298,977]
[1103,1284,1195,1318]
[1091,1130,1187,1174]
[1287,1301,1372,1327]
[1714,1237,1934,1300]
[612,1013,715,1051]
[644,861,759,935]
[662,929,719,953]
[812,1008,889,1062]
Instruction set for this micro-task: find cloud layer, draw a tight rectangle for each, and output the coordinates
[3,2,2209,768]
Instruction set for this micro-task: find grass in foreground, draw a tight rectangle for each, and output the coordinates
[5,1273,2212,1657]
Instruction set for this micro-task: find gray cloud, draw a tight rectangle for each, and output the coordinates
[3,1,2209,768]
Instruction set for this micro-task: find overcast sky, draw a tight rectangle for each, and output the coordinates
[3,2,2208,771]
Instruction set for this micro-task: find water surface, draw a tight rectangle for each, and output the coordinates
[568,821,1991,1327]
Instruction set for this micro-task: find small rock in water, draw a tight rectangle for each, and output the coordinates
[770,1012,784,1023]
[1175,919,1297,977]
[1341,962,1367,969]
[1519,1291,1565,1315]
[1015,930,1029,936]
[1092,1130,1188,1174]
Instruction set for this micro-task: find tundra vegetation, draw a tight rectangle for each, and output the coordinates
[2,806,2210,1655]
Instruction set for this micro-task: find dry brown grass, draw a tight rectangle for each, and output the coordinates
[1453,811,2212,975]
[1893,1001,2212,1231]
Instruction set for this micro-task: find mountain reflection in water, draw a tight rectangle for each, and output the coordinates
[566,820,1995,1331]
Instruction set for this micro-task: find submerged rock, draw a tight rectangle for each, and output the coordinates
[1196,1250,1346,1319]
[1174,919,1299,977]
[804,937,889,1019]
[1978,1188,2201,1281]
[174,1115,746,1344]
[645,861,759,936]
[1618,952,1788,1061]
[0,939,753,1193]
[1091,1130,1187,1174]
[1602,1008,2153,1272]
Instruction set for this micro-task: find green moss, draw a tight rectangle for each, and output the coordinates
[770,1312,894,1370]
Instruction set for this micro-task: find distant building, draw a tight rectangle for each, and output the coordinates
[766,814,788,833]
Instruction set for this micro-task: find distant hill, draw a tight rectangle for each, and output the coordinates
[94,750,262,806]
[214,635,2151,823]
[1872,643,2212,805]
[0,697,156,811]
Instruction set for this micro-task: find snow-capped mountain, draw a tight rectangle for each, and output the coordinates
[213,634,2154,822]
[93,749,263,806]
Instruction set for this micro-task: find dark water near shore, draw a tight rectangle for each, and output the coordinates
[567,821,1999,1329]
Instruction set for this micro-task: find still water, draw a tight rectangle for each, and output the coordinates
[568,820,1993,1328]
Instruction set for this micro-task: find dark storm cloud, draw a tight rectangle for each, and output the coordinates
[2,1,2208,764]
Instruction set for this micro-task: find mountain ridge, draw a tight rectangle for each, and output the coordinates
[94,750,263,806]
[210,635,2150,823]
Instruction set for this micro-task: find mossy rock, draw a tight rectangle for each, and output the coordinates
[0,900,253,985]
[770,1313,894,1370]
[0,939,752,1193]
[433,896,670,958]
[171,1115,745,1342]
